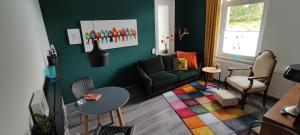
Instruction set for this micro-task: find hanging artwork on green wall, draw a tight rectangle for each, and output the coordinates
[80,19,138,52]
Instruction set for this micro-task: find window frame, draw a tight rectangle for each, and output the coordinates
[217,0,269,62]
[155,0,175,55]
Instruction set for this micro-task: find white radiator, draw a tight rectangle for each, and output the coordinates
[213,58,292,98]
[213,59,251,81]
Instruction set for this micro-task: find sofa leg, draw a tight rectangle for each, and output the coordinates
[262,91,267,107]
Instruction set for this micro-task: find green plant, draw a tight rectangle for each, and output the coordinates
[33,113,56,135]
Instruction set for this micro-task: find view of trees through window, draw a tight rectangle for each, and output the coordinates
[228,3,264,31]
[222,2,264,57]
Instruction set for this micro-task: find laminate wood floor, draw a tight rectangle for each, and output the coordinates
[67,95,192,135]
[66,83,276,135]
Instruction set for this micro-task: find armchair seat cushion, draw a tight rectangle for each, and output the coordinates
[226,76,267,93]
[149,71,179,89]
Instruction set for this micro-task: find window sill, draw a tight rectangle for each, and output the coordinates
[215,55,253,65]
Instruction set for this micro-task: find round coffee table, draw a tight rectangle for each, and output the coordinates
[202,67,221,89]
[75,87,130,135]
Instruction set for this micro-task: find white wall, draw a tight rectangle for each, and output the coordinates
[260,0,300,98]
[0,0,50,134]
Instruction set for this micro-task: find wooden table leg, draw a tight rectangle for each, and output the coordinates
[84,114,89,135]
[110,111,115,124]
[116,107,125,127]
[97,115,100,125]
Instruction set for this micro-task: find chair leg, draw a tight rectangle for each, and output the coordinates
[110,111,115,124]
[263,91,268,107]
[97,115,100,125]
[80,113,82,123]
[224,78,228,89]
[241,93,247,109]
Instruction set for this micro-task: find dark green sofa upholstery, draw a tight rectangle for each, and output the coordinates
[136,54,203,97]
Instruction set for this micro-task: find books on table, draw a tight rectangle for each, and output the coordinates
[84,93,101,101]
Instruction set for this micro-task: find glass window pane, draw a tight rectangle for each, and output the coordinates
[158,5,169,51]
[222,2,264,57]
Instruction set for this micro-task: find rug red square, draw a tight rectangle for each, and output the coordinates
[207,95,215,101]
[173,89,186,95]
[175,108,195,118]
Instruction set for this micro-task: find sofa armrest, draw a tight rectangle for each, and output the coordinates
[136,65,152,91]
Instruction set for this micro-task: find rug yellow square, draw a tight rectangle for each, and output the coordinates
[195,97,212,104]
[202,102,221,112]
[191,126,215,135]
[197,80,206,85]
[212,110,237,121]
[181,84,192,88]
[225,107,247,117]
[182,86,197,93]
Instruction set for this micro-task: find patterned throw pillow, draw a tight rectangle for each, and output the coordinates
[173,58,188,70]
[176,51,198,69]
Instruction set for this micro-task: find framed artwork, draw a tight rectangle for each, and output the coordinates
[80,19,138,52]
[67,29,82,45]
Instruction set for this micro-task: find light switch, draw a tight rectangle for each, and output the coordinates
[152,48,156,55]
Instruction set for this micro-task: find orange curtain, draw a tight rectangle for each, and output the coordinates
[204,0,221,80]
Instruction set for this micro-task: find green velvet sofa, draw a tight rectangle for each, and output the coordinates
[136,54,203,97]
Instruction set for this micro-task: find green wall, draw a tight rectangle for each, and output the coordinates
[39,0,155,104]
[175,0,206,62]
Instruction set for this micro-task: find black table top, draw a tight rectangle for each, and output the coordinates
[75,87,130,115]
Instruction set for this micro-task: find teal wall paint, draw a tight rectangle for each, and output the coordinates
[39,0,155,104]
[175,0,206,62]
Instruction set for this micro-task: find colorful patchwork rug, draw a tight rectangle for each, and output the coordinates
[163,80,258,135]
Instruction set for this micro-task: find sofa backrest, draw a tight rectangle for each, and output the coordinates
[138,56,165,75]
[161,54,176,71]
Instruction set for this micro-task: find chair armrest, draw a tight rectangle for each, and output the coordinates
[227,67,252,78]
[228,67,252,71]
[249,120,298,135]
[244,75,270,92]
[136,65,152,91]
[248,75,269,81]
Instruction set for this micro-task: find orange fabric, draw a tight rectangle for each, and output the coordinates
[176,51,198,69]
[182,116,204,129]
[204,0,221,80]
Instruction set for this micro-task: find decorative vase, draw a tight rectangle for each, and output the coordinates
[163,43,169,54]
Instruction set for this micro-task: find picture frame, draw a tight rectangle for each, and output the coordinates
[67,29,82,45]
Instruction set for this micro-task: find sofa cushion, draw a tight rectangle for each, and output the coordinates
[139,56,165,75]
[162,54,176,70]
[149,71,179,89]
[169,70,198,80]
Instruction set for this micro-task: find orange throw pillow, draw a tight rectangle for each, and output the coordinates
[176,51,198,69]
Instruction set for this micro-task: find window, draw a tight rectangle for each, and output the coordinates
[155,0,175,54]
[217,0,268,60]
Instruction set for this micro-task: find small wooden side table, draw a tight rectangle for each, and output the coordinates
[202,67,221,89]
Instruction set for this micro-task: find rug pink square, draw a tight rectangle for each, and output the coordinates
[170,101,188,110]
[175,108,195,118]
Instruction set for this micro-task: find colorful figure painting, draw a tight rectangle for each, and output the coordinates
[80,19,138,52]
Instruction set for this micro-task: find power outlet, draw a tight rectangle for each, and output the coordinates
[152,48,156,55]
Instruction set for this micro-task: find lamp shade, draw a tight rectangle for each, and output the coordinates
[87,42,109,67]
[284,64,300,82]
